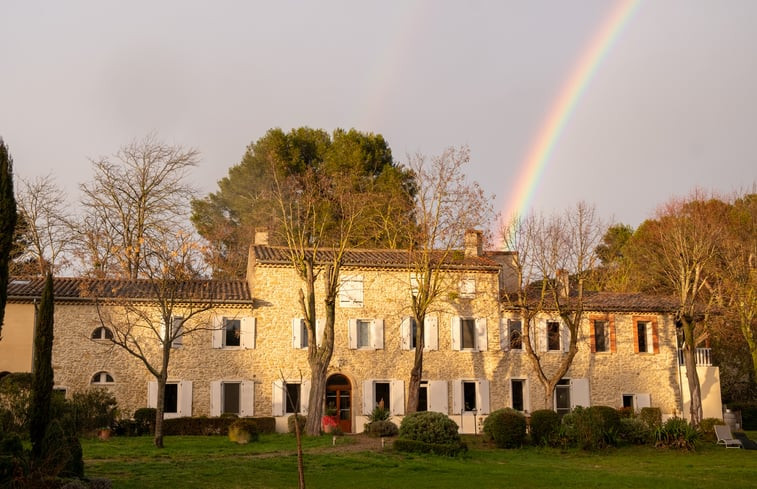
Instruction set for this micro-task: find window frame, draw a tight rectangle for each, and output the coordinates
[272,380,310,416]
[452,379,490,415]
[633,316,659,354]
[210,380,254,417]
[212,316,256,349]
[589,315,616,353]
[90,371,114,385]
[459,278,476,299]
[339,274,364,308]
[361,379,405,416]
[348,318,384,350]
[148,380,193,419]
[91,326,113,341]
[451,317,487,352]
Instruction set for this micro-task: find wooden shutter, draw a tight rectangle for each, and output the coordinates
[452,380,462,414]
[500,318,509,351]
[372,319,384,350]
[211,316,223,349]
[362,380,374,415]
[635,393,651,410]
[147,381,158,408]
[171,317,183,348]
[633,318,640,353]
[179,381,193,417]
[478,379,491,415]
[292,318,303,349]
[391,380,405,416]
[240,317,255,349]
[451,317,461,351]
[475,318,488,351]
[209,381,221,416]
[272,380,285,416]
[400,317,411,350]
[240,381,254,417]
[609,316,617,353]
[589,320,596,353]
[561,322,570,353]
[428,380,448,414]
[537,320,547,352]
[570,378,590,408]
[348,319,358,349]
[424,315,438,351]
[651,320,659,354]
[301,381,310,414]
[316,319,324,347]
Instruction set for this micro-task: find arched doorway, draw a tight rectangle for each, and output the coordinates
[326,374,352,433]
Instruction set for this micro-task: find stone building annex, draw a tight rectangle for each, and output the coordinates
[0,231,722,433]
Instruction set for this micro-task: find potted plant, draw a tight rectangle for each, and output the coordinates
[322,403,339,433]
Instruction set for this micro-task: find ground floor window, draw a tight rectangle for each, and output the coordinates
[223,382,241,414]
[164,383,178,414]
[418,381,428,411]
[374,382,390,410]
[555,379,570,416]
[286,383,301,414]
[463,381,477,412]
[511,379,525,412]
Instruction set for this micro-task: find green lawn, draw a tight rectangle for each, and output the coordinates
[82,434,757,489]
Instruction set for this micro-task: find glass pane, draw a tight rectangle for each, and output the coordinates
[357,320,371,348]
[547,322,561,350]
[325,391,337,416]
[555,385,570,414]
[509,320,522,349]
[223,382,241,414]
[374,383,390,410]
[461,319,476,349]
[595,321,607,352]
[225,319,241,346]
[339,391,350,420]
[638,323,648,352]
[512,380,524,411]
[286,384,300,413]
[463,382,477,411]
[164,384,178,413]
[418,383,428,411]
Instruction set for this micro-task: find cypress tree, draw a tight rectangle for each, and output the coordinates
[30,272,54,460]
[0,139,17,339]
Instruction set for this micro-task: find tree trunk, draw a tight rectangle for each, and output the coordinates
[154,372,167,448]
[30,273,54,460]
[681,318,703,425]
[406,313,425,414]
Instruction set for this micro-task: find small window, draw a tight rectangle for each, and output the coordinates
[374,382,391,410]
[418,381,428,412]
[461,318,476,349]
[460,278,476,298]
[171,317,184,348]
[511,379,525,412]
[463,381,477,412]
[555,379,571,416]
[224,318,241,347]
[622,394,634,409]
[91,327,113,340]
[409,318,418,350]
[509,320,522,350]
[285,383,301,414]
[547,321,561,351]
[635,320,657,353]
[357,320,372,348]
[164,383,179,414]
[339,275,364,307]
[91,371,114,384]
[223,382,241,415]
[594,320,609,353]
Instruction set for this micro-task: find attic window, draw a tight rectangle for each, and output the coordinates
[91,371,114,384]
[91,327,113,340]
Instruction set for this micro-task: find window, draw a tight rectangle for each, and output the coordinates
[554,378,590,416]
[339,275,364,307]
[212,317,255,349]
[590,316,615,353]
[622,393,651,411]
[555,380,571,416]
[451,317,487,351]
[452,379,490,415]
[463,381,477,411]
[91,371,114,384]
[223,382,241,414]
[409,318,418,349]
[547,321,561,351]
[374,382,390,410]
[348,319,384,350]
[622,394,634,409]
[418,381,428,412]
[460,278,476,298]
[401,316,439,351]
[634,317,659,354]
[225,318,241,347]
[511,379,526,412]
[285,383,301,414]
[272,380,309,416]
[361,379,405,415]
[171,316,183,348]
[91,326,113,340]
[509,319,522,350]
[210,380,254,416]
[148,380,193,418]
[164,383,178,414]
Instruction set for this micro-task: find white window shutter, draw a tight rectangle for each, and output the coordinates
[147,381,158,408]
[390,380,405,416]
[362,380,374,415]
[478,379,491,415]
[635,393,651,410]
[428,380,448,414]
[570,378,590,408]
[424,315,438,351]
[172,319,183,348]
[212,316,223,349]
[272,380,285,416]
[210,381,221,416]
[451,317,461,351]
[241,317,256,349]
[537,320,547,352]
[500,318,509,351]
[646,326,654,353]
[372,319,384,349]
[400,317,411,350]
[240,381,255,417]
[348,319,358,349]
[292,318,303,349]
[316,319,324,347]
[475,318,488,351]
[452,380,462,414]
[561,322,571,352]
[179,381,193,417]
[301,381,310,414]
[159,322,167,344]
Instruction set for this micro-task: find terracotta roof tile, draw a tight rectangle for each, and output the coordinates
[501,289,679,313]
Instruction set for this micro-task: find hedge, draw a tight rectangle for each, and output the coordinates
[160,416,276,436]
[393,438,468,457]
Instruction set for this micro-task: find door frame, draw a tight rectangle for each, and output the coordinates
[326,373,352,433]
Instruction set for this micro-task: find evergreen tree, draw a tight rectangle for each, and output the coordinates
[0,139,18,339]
[30,272,54,459]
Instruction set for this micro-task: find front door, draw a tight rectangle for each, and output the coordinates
[326,374,352,433]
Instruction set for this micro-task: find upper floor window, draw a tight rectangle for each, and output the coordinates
[547,321,561,351]
[292,318,308,349]
[91,326,113,340]
[212,317,256,349]
[451,317,487,351]
[348,319,384,350]
[509,319,522,350]
[339,275,364,308]
[459,278,476,299]
[224,319,241,347]
[590,316,615,353]
[171,316,183,348]
[401,316,439,351]
[91,371,114,384]
[634,317,659,354]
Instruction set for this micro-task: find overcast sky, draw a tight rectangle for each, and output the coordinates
[2,0,755,237]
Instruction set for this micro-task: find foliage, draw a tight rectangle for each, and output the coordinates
[727,401,757,430]
[367,404,391,422]
[698,418,725,442]
[399,412,461,445]
[482,408,527,448]
[529,409,560,446]
[393,438,468,457]
[617,406,635,418]
[0,372,32,435]
[70,388,118,434]
[30,272,55,460]
[0,432,25,486]
[133,408,157,434]
[618,418,652,445]
[41,418,84,478]
[639,407,662,429]
[364,420,399,438]
[288,414,307,434]
[654,417,699,450]
[0,138,17,337]
[560,406,621,450]
[228,419,259,444]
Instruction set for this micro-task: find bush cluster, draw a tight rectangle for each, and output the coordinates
[288,414,307,434]
[70,388,118,434]
[561,406,621,450]
[618,417,651,445]
[399,412,461,445]
[0,373,32,435]
[698,418,725,443]
[393,438,468,457]
[364,420,398,437]
[529,409,560,446]
[639,407,662,429]
[654,417,699,450]
[726,402,757,430]
[482,408,526,448]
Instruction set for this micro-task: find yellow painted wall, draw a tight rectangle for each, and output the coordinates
[0,303,35,373]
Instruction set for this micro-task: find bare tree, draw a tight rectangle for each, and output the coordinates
[500,202,603,409]
[401,146,495,413]
[79,135,199,279]
[15,175,73,275]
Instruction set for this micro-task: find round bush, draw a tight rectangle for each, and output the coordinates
[618,417,651,445]
[133,407,157,435]
[529,409,560,446]
[228,419,259,444]
[287,414,307,434]
[483,408,527,448]
[399,411,460,445]
[364,420,399,437]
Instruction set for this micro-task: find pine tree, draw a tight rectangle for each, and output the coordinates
[0,139,18,339]
[30,272,54,459]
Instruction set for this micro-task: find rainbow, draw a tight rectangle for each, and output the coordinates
[501,0,641,225]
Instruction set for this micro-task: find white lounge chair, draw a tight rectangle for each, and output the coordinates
[715,425,743,448]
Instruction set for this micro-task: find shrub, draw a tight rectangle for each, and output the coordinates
[618,417,651,445]
[368,405,391,422]
[40,418,84,479]
[617,406,635,419]
[0,372,32,435]
[399,412,460,445]
[529,409,560,446]
[0,432,25,486]
[561,406,621,450]
[654,417,699,450]
[70,388,118,435]
[228,419,259,444]
[393,438,468,457]
[482,408,526,448]
[364,420,399,437]
[698,417,725,442]
[163,416,233,436]
[133,408,157,435]
[288,414,306,434]
[639,407,662,429]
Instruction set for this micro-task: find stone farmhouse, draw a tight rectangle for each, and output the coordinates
[0,230,722,433]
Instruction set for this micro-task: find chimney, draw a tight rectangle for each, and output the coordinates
[464,229,483,258]
[254,228,269,245]
[555,269,570,298]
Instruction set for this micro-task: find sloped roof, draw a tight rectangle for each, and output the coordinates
[501,289,679,314]
[7,277,252,304]
[252,245,505,271]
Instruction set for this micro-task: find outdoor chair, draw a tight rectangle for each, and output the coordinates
[714,424,743,448]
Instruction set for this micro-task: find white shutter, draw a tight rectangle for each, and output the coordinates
[172,318,183,348]
[424,315,438,351]
[159,322,167,344]
[561,322,570,352]
[475,318,488,352]
[316,319,324,347]
[451,317,461,351]
[301,381,310,414]
[635,393,651,410]
[147,381,158,408]
[292,318,303,349]
[390,380,405,415]
[537,320,547,352]
[179,381,193,417]
[240,381,255,417]
[478,379,491,415]
[452,380,462,414]
[210,381,221,416]
[500,318,509,351]
[372,319,384,349]
[428,380,448,414]
[348,319,358,349]
[241,317,256,349]
[272,380,285,416]
[362,380,374,415]
[570,378,590,408]
[400,317,411,350]
[212,316,223,348]
[646,326,654,353]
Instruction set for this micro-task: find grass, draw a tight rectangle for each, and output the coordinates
[82,433,757,489]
